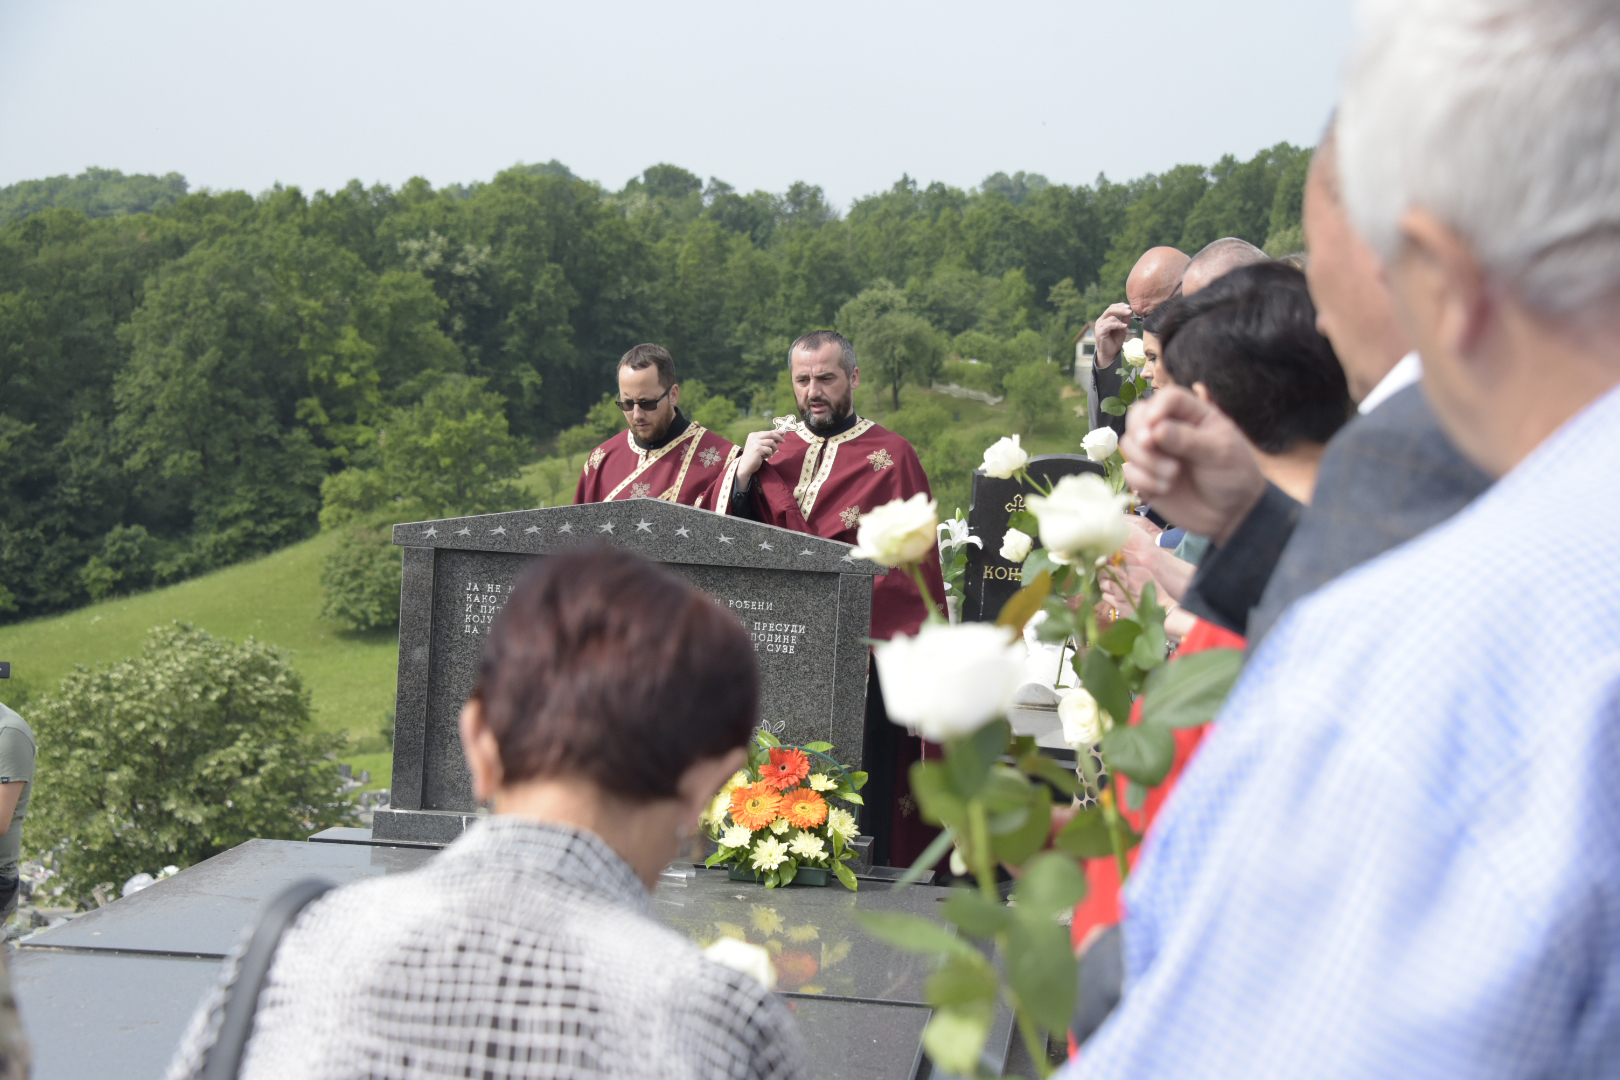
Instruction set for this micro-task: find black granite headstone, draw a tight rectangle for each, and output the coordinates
[373,499,884,845]
[960,453,1105,623]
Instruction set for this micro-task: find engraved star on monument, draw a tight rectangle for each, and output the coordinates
[525,525,541,534]
[635,520,653,533]
[421,526,438,538]
[557,522,573,534]
[490,526,507,536]
[598,522,615,534]
[675,525,691,538]
[799,549,814,556]
[759,540,773,551]
[455,527,471,537]
[717,534,735,545]
[840,554,856,563]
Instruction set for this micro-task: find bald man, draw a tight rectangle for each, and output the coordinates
[1181,237,1269,296]
[1088,246,1190,433]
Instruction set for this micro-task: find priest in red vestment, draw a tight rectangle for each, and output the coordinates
[699,330,948,867]
[574,343,737,508]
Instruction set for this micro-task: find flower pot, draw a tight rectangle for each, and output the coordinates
[727,864,832,886]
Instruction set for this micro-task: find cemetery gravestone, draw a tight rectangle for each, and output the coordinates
[373,498,884,845]
[960,454,1105,623]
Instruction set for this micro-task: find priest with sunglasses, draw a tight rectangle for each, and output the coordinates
[573,344,738,508]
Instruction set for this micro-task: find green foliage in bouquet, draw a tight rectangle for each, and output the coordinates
[703,732,868,891]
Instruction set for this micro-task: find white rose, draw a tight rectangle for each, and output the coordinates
[874,622,1025,741]
[849,493,938,567]
[704,936,778,990]
[1026,473,1130,563]
[1121,338,1147,367]
[1000,528,1033,564]
[1058,687,1103,749]
[1082,427,1119,463]
[980,435,1029,479]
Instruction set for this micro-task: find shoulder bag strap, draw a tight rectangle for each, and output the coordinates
[199,877,334,1080]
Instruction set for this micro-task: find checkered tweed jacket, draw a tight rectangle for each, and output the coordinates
[167,819,806,1080]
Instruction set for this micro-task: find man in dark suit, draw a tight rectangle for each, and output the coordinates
[1087,247,1189,435]
[1120,128,1491,645]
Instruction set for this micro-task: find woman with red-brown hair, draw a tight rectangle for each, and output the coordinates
[170,548,805,1080]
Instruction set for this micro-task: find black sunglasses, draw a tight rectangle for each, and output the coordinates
[615,387,672,412]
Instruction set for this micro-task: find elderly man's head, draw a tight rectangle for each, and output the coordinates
[1339,0,1620,476]
[1183,238,1269,296]
[1302,127,1411,403]
[1126,247,1191,316]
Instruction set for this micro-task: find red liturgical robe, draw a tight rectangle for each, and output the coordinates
[703,416,947,641]
[574,422,737,508]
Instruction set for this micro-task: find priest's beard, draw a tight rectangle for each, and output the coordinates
[800,385,855,436]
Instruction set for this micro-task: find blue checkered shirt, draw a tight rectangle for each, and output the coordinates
[1066,385,1620,1078]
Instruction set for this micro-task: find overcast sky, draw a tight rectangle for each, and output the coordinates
[0,0,1353,209]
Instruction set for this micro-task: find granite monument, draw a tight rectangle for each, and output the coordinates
[373,498,884,844]
[960,453,1105,622]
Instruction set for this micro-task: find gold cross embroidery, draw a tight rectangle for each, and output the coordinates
[587,446,606,472]
[867,448,894,472]
[839,505,861,529]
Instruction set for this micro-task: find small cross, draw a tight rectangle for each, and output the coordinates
[422,526,438,538]
[675,526,691,538]
[718,534,735,545]
[635,520,653,533]
[598,522,615,534]
[558,523,574,534]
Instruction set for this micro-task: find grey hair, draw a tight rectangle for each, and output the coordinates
[1339,0,1620,315]
[789,330,857,376]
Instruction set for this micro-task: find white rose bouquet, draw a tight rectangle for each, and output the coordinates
[853,422,1244,1076]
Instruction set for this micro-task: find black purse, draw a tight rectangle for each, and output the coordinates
[199,878,334,1080]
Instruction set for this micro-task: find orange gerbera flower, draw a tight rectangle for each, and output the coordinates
[782,788,828,829]
[730,783,784,831]
[759,747,811,791]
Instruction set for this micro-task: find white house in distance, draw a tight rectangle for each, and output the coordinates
[1073,322,1096,384]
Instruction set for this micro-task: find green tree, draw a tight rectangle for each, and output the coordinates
[1003,360,1065,435]
[320,524,402,632]
[319,374,527,527]
[837,283,946,410]
[25,623,354,906]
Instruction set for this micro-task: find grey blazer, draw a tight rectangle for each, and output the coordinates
[1183,383,1493,644]
[1087,354,1129,436]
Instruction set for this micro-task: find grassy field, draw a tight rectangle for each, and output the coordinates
[0,375,1090,791]
[0,528,400,778]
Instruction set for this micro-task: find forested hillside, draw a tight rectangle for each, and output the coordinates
[0,145,1308,624]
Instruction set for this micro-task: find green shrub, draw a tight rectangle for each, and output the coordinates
[1003,360,1066,436]
[320,524,402,632]
[938,359,999,395]
[25,623,355,906]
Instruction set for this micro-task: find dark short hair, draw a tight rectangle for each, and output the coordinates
[1156,262,1353,453]
[619,343,677,389]
[477,548,758,801]
[790,330,856,376]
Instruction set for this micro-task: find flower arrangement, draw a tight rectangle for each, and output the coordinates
[848,463,1242,1077]
[703,732,867,890]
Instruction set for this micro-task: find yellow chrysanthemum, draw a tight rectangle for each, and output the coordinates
[808,773,837,792]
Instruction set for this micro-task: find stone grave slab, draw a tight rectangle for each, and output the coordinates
[14,836,1011,1080]
[376,499,883,845]
[960,454,1104,623]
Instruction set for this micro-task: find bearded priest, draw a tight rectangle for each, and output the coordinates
[702,330,948,869]
[574,343,738,508]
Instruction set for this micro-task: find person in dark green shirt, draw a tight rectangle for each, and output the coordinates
[0,701,34,920]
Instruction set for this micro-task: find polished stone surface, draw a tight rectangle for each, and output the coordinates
[960,455,1104,623]
[10,950,222,1080]
[383,499,880,841]
[14,838,1008,1080]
